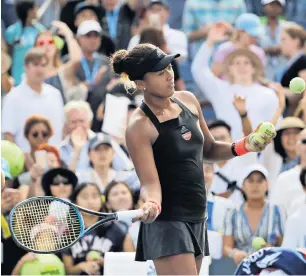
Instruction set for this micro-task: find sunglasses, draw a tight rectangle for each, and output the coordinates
[302,138,306,144]
[36,39,54,47]
[31,131,49,139]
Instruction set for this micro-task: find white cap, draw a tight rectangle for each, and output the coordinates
[261,0,286,6]
[77,20,102,36]
[237,164,269,188]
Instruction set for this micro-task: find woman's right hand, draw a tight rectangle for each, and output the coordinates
[19,253,37,264]
[207,22,231,45]
[132,201,160,223]
[29,163,45,180]
[78,261,100,275]
[233,250,248,265]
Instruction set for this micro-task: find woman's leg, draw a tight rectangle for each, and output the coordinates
[153,253,198,275]
[195,256,203,274]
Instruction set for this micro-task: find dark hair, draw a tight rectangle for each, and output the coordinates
[300,168,306,188]
[104,181,135,211]
[70,182,101,203]
[207,119,232,133]
[139,28,166,49]
[110,43,156,78]
[15,0,35,27]
[24,114,54,139]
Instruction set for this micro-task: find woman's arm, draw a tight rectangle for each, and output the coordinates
[62,255,99,275]
[233,96,253,136]
[123,234,135,252]
[126,117,161,221]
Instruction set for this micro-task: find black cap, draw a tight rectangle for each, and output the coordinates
[74,2,100,18]
[88,133,113,151]
[119,48,180,81]
[147,0,169,9]
[42,168,78,196]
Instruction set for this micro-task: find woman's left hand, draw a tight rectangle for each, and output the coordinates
[244,123,276,152]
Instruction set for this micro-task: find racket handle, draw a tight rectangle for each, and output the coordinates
[116,209,144,221]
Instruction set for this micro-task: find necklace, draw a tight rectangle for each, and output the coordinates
[144,100,171,115]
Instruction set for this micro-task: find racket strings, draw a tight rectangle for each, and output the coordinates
[11,198,81,251]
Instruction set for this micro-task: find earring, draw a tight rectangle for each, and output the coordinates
[143,88,146,91]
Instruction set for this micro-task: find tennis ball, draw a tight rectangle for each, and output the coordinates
[21,254,65,275]
[252,237,266,250]
[258,122,275,139]
[249,133,265,148]
[289,77,305,94]
[1,140,24,177]
[86,251,101,261]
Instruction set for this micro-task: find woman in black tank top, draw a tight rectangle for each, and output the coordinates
[110,42,276,275]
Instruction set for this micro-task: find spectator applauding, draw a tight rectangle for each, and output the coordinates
[1,48,64,152]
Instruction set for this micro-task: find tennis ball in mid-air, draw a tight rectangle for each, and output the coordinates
[1,140,24,177]
[86,251,101,261]
[252,237,266,250]
[258,122,275,139]
[289,77,305,94]
[249,133,265,148]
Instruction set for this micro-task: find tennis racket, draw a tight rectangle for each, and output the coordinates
[9,196,143,254]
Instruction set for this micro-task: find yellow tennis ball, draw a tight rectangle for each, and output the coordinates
[249,133,265,148]
[252,237,266,250]
[258,122,275,139]
[289,77,305,94]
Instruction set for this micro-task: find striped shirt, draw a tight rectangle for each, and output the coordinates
[223,203,286,254]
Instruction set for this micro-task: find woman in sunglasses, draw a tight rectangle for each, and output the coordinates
[34,21,83,103]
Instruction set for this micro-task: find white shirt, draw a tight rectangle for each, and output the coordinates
[1,81,64,151]
[270,165,303,214]
[191,43,279,141]
[287,195,306,216]
[128,24,188,59]
[282,204,306,248]
[212,153,258,205]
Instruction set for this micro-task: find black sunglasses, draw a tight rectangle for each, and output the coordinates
[31,131,49,139]
[302,138,306,144]
[51,181,71,186]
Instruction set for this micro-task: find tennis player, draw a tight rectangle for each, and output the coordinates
[110,43,275,275]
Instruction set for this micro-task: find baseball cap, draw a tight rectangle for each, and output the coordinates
[147,0,169,9]
[74,2,100,18]
[237,164,269,187]
[77,20,102,36]
[1,158,12,180]
[235,13,263,37]
[88,133,113,151]
[261,0,286,6]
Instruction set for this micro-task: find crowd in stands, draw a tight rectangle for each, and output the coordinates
[1,0,306,275]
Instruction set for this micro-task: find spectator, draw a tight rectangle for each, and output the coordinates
[5,0,45,85]
[182,0,246,58]
[192,24,279,141]
[35,21,82,103]
[271,128,306,213]
[139,27,185,91]
[281,168,306,248]
[75,20,114,131]
[207,120,258,204]
[128,0,188,59]
[212,14,266,78]
[77,133,140,192]
[262,117,305,186]
[60,100,133,172]
[286,0,306,29]
[1,44,14,96]
[260,0,288,80]
[22,115,54,170]
[223,165,285,265]
[1,47,64,152]
[278,22,306,115]
[1,159,25,275]
[62,182,135,275]
[100,0,139,50]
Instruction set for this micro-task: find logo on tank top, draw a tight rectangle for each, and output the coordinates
[181,126,192,141]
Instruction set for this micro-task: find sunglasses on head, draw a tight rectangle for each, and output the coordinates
[31,131,49,139]
[36,39,54,47]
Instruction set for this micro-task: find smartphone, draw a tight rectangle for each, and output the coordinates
[35,150,49,169]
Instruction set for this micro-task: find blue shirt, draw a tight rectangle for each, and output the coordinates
[5,21,45,85]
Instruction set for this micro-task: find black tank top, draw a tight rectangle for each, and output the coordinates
[140,97,206,222]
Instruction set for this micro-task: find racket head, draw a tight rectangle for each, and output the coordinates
[9,196,84,253]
